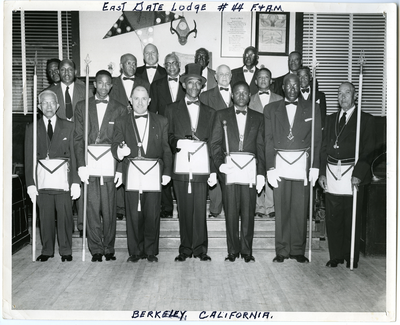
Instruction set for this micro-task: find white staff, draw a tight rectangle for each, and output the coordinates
[222,120,230,161]
[350,51,366,270]
[308,61,318,262]
[32,51,38,261]
[82,55,91,261]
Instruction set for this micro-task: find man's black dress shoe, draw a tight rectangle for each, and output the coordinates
[289,255,309,263]
[268,212,275,219]
[346,260,358,269]
[79,230,83,238]
[224,253,238,262]
[61,255,73,262]
[160,210,173,218]
[117,213,124,220]
[272,255,287,263]
[147,255,158,262]
[174,253,191,262]
[196,253,211,261]
[326,259,344,267]
[91,253,103,262]
[242,254,255,263]
[36,254,54,262]
[105,253,116,261]
[208,213,218,218]
[127,255,142,263]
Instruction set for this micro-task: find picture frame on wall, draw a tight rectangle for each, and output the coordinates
[220,12,252,58]
[255,12,290,56]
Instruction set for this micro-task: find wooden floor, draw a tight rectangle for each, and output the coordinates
[10,240,386,318]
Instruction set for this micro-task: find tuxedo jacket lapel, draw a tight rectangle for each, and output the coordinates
[89,101,100,136]
[275,100,290,132]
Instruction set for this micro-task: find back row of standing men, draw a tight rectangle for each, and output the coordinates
[25,44,375,269]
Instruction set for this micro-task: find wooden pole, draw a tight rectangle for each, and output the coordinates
[308,62,318,262]
[82,55,91,261]
[32,51,38,261]
[350,51,365,270]
[21,10,28,115]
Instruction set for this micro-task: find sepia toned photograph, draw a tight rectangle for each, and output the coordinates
[2,1,397,324]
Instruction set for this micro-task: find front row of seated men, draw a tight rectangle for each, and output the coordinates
[25,52,374,269]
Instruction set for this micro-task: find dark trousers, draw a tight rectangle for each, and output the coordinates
[125,191,161,256]
[174,180,208,257]
[274,179,309,256]
[86,178,117,255]
[325,189,363,263]
[37,192,73,256]
[161,180,174,213]
[221,182,256,256]
[116,185,125,215]
[76,194,84,231]
[209,181,223,216]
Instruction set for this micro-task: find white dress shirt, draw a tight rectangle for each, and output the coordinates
[339,106,355,124]
[134,112,149,154]
[146,64,157,84]
[234,106,247,138]
[121,74,134,100]
[168,76,179,102]
[201,68,208,93]
[95,96,109,128]
[286,100,298,127]
[60,82,75,105]
[185,97,200,131]
[259,91,271,108]
[219,85,231,107]
[243,66,255,86]
[43,115,57,132]
[301,87,311,100]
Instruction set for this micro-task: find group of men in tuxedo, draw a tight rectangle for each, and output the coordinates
[25,44,374,269]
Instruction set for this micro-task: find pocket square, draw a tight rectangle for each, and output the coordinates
[109,122,114,124]
[316,99,320,104]
[63,137,67,140]
[305,118,312,122]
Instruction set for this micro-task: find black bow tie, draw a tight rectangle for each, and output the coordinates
[187,100,199,106]
[146,66,157,69]
[134,114,148,119]
[95,99,108,104]
[236,110,247,115]
[244,69,254,73]
[220,87,229,91]
[285,101,298,106]
[301,88,310,93]
[169,77,178,82]
[259,91,269,95]
[123,77,135,81]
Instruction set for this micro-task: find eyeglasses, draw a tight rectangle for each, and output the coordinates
[165,61,179,68]
[40,101,57,108]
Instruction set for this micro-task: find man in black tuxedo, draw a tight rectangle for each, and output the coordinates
[194,48,217,91]
[109,53,150,220]
[265,74,322,264]
[230,46,259,95]
[112,86,173,263]
[200,64,233,219]
[25,90,81,262]
[149,53,185,218]
[109,53,150,110]
[74,70,127,262]
[210,81,265,263]
[165,63,216,262]
[319,82,375,269]
[297,66,327,129]
[135,43,167,85]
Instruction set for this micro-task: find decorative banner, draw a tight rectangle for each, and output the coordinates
[103,11,177,39]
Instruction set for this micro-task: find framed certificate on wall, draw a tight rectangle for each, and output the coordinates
[256,12,290,56]
[220,12,252,58]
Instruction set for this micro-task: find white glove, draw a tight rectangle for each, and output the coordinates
[207,173,217,187]
[117,143,131,160]
[114,172,123,188]
[256,175,265,194]
[309,168,319,187]
[161,175,171,186]
[27,185,38,202]
[219,163,234,175]
[267,169,281,188]
[70,183,81,200]
[78,166,89,184]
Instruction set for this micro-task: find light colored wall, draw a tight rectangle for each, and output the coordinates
[79,11,296,79]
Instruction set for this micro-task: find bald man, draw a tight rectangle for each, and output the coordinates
[135,44,167,85]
